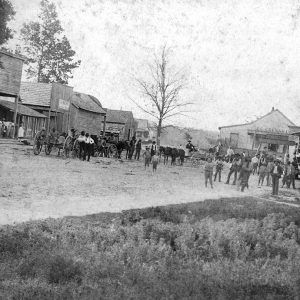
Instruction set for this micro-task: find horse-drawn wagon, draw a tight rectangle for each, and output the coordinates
[94,130,120,158]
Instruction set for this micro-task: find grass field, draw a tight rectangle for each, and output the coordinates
[1,197,300,299]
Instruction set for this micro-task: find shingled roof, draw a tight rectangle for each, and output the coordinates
[105,109,133,124]
[71,92,106,115]
[0,100,46,118]
[20,82,52,107]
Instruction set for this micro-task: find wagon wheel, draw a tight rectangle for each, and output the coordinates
[33,141,42,155]
[71,140,79,159]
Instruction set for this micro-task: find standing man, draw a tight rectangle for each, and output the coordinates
[83,133,94,162]
[77,131,86,159]
[265,157,274,186]
[226,146,234,162]
[214,156,223,182]
[251,155,259,175]
[204,157,214,188]
[186,140,195,156]
[128,136,136,160]
[134,139,142,160]
[270,159,283,196]
[225,155,238,184]
[151,141,157,160]
[240,157,252,192]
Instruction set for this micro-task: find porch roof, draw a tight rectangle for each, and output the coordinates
[0,100,46,118]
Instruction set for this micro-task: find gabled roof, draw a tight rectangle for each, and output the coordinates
[104,109,133,124]
[0,99,46,118]
[20,82,52,107]
[71,92,106,115]
[218,108,296,130]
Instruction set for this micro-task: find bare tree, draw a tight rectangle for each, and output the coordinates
[131,46,192,146]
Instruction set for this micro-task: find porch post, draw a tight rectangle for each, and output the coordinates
[13,94,19,139]
[102,115,106,137]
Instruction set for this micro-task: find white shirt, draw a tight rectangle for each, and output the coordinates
[273,166,278,174]
[251,157,259,164]
[227,148,234,156]
[77,135,86,142]
[85,137,94,144]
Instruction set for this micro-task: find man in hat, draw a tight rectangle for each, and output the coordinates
[150,140,157,160]
[77,131,86,159]
[225,154,239,184]
[34,127,46,143]
[186,140,195,156]
[226,146,234,162]
[270,159,283,196]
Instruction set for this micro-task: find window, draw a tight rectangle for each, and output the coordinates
[230,133,239,148]
[268,144,278,152]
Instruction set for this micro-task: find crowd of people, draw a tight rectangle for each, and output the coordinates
[203,147,299,196]
[31,127,299,192]
[0,119,15,138]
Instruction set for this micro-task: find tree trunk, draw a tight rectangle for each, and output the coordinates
[157,117,162,147]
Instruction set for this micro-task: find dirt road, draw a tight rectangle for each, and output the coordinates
[0,140,299,225]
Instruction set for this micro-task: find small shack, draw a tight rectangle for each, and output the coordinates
[103,109,135,140]
[69,92,106,135]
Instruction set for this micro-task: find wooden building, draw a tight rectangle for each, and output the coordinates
[0,50,24,97]
[69,92,106,135]
[102,109,135,140]
[0,50,48,138]
[219,108,297,155]
[0,98,46,138]
[134,118,156,141]
[20,82,73,134]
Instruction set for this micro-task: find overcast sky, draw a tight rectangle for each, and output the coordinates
[8,0,300,130]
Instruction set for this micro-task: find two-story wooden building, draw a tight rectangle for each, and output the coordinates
[0,50,47,138]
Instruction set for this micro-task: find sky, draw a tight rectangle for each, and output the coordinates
[7,0,300,130]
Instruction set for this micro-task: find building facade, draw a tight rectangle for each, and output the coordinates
[102,109,135,140]
[219,108,297,155]
[20,82,73,134]
[0,50,48,138]
[69,92,106,135]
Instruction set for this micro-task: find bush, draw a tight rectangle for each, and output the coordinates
[2,197,300,299]
[46,255,83,284]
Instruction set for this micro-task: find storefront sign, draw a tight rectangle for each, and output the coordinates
[58,99,70,110]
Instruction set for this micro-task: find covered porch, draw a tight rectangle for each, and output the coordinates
[0,99,46,139]
[248,129,295,155]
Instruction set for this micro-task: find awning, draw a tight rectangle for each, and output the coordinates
[259,137,295,145]
[0,100,46,118]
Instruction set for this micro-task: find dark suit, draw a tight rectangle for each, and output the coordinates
[270,165,283,195]
[151,145,157,156]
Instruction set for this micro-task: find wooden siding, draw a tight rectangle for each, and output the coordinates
[0,53,23,96]
[219,110,296,151]
[69,105,104,135]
